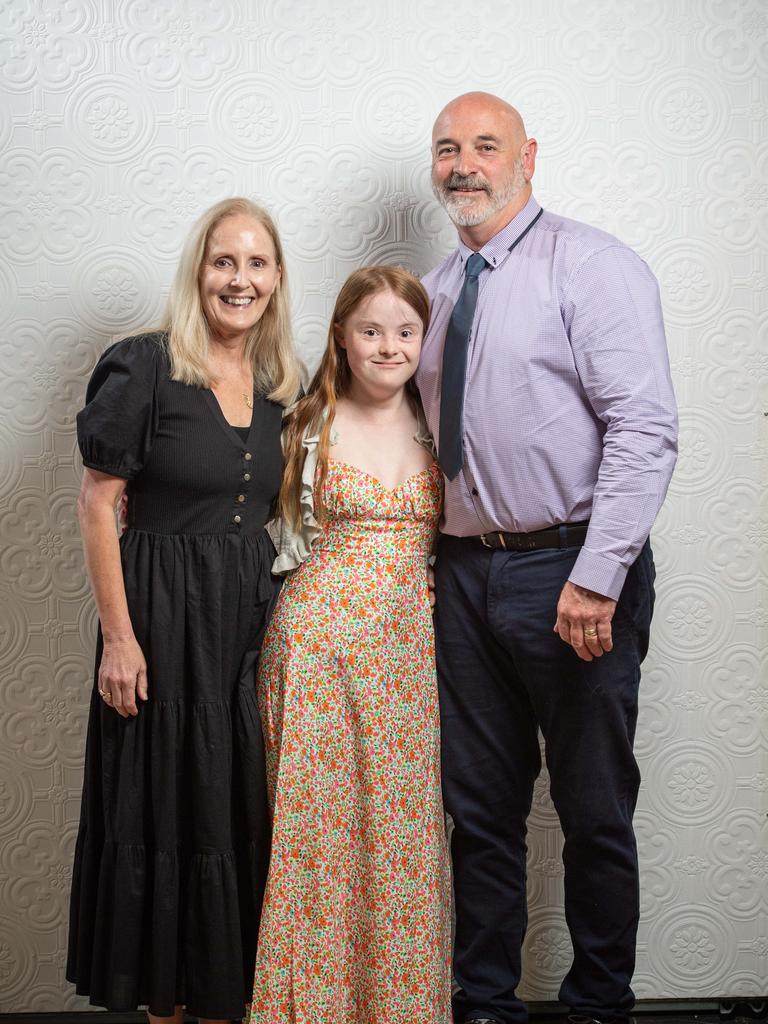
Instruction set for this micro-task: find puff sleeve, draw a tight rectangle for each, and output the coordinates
[76,334,163,479]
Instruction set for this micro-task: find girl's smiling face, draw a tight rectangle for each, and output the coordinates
[336,288,424,398]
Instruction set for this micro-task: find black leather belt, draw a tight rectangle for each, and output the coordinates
[479,521,589,552]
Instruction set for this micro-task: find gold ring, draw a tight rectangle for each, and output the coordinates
[584,628,598,638]
[99,689,112,701]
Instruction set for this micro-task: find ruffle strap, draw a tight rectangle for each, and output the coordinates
[267,421,326,575]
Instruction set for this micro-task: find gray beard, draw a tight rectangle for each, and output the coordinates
[433,163,527,227]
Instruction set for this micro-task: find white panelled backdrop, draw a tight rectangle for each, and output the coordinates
[0,0,766,1012]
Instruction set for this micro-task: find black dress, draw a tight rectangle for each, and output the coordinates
[67,333,283,1019]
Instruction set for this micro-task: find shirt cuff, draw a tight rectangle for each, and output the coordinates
[567,547,628,601]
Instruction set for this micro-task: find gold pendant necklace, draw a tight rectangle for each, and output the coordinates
[243,393,253,410]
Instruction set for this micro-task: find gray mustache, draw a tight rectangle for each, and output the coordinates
[444,174,490,193]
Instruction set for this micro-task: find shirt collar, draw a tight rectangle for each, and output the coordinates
[457,194,543,271]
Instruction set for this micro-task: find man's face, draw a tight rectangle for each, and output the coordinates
[431,98,531,229]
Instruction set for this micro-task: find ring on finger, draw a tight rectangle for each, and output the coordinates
[99,689,112,701]
[584,627,598,638]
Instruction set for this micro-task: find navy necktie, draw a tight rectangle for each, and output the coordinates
[438,251,487,480]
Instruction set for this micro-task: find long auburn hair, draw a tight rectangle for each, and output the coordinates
[160,197,301,405]
[279,265,430,529]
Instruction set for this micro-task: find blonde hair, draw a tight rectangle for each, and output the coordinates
[279,265,430,528]
[160,197,301,405]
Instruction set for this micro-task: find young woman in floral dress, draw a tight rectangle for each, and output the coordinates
[250,266,451,1024]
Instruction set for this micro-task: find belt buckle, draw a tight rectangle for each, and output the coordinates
[480,532,507,550]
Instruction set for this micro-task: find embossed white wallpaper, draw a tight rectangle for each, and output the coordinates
[0,0,766,1013]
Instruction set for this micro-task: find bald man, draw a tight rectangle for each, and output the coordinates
[416,93,677,1024]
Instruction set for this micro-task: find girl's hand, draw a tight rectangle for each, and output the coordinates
[98,636,148,717]
[118,491,129,534]
[427,563,436,611]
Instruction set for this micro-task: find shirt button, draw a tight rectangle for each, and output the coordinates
[238,494,246,503]
[472,488,478,495]
[244,452,252,461]
[243,473,251,481]
[233,515,241,524]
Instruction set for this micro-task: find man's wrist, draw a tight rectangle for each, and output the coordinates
[568,548,627,602]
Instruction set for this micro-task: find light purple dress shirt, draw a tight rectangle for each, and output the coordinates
[417,195,678,601]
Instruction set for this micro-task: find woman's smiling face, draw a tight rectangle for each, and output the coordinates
[199,213,281,346]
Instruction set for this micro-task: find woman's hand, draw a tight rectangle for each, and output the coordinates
[98,635,148,716]
[427,563,436,611]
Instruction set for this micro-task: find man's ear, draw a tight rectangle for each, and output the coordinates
[521,137,538,181]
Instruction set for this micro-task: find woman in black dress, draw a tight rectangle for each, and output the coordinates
[67,197,301,1024]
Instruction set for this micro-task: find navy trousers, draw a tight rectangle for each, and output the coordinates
[434,535,655,1024]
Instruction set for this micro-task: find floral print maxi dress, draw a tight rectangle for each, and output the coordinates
[250,459,451,1024]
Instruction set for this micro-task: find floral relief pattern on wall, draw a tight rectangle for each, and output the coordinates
[0,0,766,1012]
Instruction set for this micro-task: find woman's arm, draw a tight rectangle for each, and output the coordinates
[77,468,148,718]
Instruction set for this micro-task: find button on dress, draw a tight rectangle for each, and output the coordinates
[67,333,283,1019]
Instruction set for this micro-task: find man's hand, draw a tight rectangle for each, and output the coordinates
[554,580,616,661]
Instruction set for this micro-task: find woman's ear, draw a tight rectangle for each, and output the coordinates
[333,323,346,349]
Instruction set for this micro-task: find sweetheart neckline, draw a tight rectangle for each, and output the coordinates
[327,458,440,494]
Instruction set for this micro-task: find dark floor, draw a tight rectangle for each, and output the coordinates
[2,1002,767,1024]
